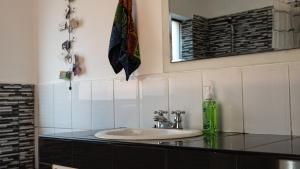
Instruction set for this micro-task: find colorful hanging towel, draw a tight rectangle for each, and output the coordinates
[109,0,141,81]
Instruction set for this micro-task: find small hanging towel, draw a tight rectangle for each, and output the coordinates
[109,0,141,81]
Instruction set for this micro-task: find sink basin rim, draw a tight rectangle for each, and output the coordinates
[94,128,202,140]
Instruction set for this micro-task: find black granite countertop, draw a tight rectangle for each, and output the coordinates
[39,129,300,157]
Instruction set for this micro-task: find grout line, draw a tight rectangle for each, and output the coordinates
[52,84,55,129]
[167,75,170,118]
[201,71,204,130]
[70,82,73,130]
[90,81,93,130]
[113,79,116,128]
[201,72,204,99]
[138,79,142,128]
[287,65,293,136]
[240,69,246,134]
[137,79,141,128]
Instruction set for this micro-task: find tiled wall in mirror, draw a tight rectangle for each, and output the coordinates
[169,0,300,62]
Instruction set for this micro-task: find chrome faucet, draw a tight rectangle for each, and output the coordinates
[153,110,185,129]
[171,110,185,129]
[153,110,172,129]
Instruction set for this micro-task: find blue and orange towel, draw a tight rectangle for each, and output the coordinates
[109,0,141,81]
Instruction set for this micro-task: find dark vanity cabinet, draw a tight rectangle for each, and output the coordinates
[39,138,113,169]
[113,145,165,169]
[39,139,73,167]
[167,150,239,169]
[211,153,237,169]
[73,142,113,169]
[167,149,211,169]
[238,155,277,169]
[39,138,165,169]
[39,137,296,169]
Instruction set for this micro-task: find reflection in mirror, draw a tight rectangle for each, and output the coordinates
[169,0,300,62]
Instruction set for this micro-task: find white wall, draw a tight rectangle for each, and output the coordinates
[36,0,164,84]
[0,0,36,84]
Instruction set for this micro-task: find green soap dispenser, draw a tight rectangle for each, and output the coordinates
[202,81,217,134]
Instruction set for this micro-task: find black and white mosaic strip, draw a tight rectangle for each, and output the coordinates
[231,6,273,55]
[181,16,209,60]
[181,6,274,59]
[0,84,34,169]
[181,19,194,59]
[193,16,209,59]
[208,15,233,57]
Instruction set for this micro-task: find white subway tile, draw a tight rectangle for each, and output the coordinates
[72,129,88,132]
[38,84,54,128]
[290,62,300,136]
[72,81,92,130]
[169,71,203,130]
[38,127,54,135]
[139,75,169,128]
[114,78,139,128]
[243,64,291,135]
[54,128,72,134]
[53,83,72,129]
[92,79,114,130]
[203,68,244,132]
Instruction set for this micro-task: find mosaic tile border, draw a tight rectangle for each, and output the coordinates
[0,84,34,169]
[181,6,274,59]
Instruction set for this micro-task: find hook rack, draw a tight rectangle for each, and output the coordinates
[59,0,83,90]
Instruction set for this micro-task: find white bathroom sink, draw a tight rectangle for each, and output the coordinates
[94,128,202,140]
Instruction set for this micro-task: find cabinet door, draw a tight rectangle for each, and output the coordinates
[39,138,73,167]
[73,141,113,169]
[167,149,211,169]
[39,163,52,169]
[113,145,165,169]
[211,153,237,169]
[238,155,276,169]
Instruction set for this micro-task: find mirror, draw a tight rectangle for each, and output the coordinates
[169,0,300,62]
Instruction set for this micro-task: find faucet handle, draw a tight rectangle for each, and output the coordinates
[154,110,168,116]
[171,110,186,115]
[171,110,185,129]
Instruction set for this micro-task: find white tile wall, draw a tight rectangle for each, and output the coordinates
[54,128,72,134]
[114,78,140,128]
[203,68,244,132]
[38,128,54,135]
[243,64,291,135]
[139,75,169,128]
[72,81,92,130]
[72,129,88,132]
[53,83,72,129]
[92,79,115,130]
[38,62,300,135]
[38,84,54,128]
[290,62,300,136]
[169,71,203,130]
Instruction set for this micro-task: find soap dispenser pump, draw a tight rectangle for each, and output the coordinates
[202,81,217,134]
